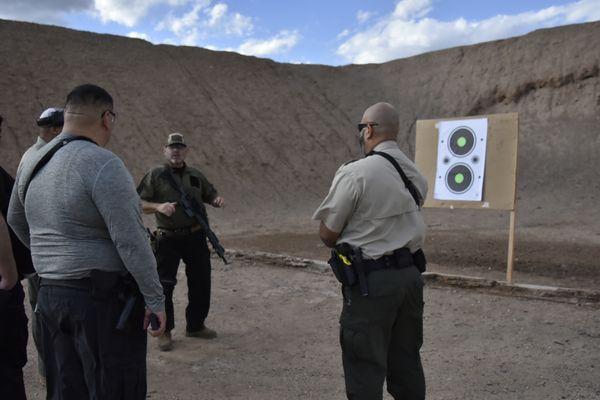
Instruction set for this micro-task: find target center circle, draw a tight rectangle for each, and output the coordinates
[448,127,476,157]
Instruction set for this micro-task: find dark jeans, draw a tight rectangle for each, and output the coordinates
[156,230,212,332]
[340,267,425,400]
[0,280,28,400]
[28,274,45,378]
[37,283,148,400]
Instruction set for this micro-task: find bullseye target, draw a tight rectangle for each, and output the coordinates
[445,163,473,193]
[434,118,488,201]
[448,127,475,156]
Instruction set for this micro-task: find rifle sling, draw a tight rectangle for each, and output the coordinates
[23,136,96,201]
[367,150,422,208]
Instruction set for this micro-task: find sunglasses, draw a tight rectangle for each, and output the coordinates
[357,122,378,132]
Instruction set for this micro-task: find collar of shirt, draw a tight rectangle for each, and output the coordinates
[373,140,399,153]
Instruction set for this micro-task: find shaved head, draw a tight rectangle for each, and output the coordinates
[361,102,399,139]
[62,84,115,146]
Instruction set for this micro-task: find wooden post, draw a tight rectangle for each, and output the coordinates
[506,210,516,283]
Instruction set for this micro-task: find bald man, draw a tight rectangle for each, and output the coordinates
[8,84,166,399]
[313,102,428,400]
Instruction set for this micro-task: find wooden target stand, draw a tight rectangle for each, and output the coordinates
[415,113,519,283]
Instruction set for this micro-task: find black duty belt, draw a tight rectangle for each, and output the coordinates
[40,277,91,290]
[157,224,203,237]
[362,248,415,273]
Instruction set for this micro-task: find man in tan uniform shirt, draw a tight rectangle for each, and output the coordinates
[313,102,428,400]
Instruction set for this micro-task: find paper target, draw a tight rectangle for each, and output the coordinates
[434,118,488,201]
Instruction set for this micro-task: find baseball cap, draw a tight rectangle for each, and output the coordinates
[37,108,64,127]
[167,132,186,147]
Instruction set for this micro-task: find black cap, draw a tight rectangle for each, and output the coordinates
[37,108,64,127]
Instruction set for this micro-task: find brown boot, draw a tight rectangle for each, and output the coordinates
[185,326,217,339]
[158,331,173,351]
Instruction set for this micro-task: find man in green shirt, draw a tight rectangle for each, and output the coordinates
[138,133,224,351]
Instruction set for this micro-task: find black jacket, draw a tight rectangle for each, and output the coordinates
[0,166,34,278]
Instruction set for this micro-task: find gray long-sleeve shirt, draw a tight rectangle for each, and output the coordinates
[7,132,165,312]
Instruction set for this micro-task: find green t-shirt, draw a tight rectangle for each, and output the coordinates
[137,164,218,229]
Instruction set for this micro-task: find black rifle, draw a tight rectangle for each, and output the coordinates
[161,170,228,264]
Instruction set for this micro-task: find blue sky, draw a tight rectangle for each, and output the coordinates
[1,0,599,65]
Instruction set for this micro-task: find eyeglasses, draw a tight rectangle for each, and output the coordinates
[66,110,117,123]
[102,110,116,122]
[357,122,378,132]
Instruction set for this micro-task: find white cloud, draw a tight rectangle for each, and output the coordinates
[127,31,151,41]
[225,12,253,35]
[238,30,300,57]
[392,0,432,20]
[94,0,190,27]
[337,29,350,39]
[156,0,253,46]
[356,10,375,24]
[337,0,600,64]
[208,3,227,26]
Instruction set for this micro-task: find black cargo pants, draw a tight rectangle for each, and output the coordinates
[340,266,425,400]
[156,230,212,333]
[0,281,28,400]
[37,281,148,400]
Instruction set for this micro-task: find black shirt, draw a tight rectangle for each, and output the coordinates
[0,166,34,278]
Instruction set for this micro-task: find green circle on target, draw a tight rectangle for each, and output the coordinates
[455,173,465,184]
[457,137,467,147]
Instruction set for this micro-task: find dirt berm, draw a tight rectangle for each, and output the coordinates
[0,19,598,285]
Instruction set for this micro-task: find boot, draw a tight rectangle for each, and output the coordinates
[185,325,217,339]
[158,331,173,351]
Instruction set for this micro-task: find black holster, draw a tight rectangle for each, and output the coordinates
[89,270,143,332]
[328,243,369,296]
[412,249,427,273]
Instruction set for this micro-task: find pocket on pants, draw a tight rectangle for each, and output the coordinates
[340,327,371,361]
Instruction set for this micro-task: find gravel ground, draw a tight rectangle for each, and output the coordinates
[23,259,600,400]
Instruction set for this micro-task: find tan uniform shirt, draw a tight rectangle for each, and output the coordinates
[313,140,428,259]
[137,164,218,229]
[17,136,47,174]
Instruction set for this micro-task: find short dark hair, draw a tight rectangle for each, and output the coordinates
[66,84,113,109]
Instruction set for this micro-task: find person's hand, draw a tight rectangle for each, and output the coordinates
[0,268,18,291]
[144,309,167,337]
[212,196,225,208]
[156,202,177,216]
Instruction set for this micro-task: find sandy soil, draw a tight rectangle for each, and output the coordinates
[23,258,600,400]
[221,227,600,291]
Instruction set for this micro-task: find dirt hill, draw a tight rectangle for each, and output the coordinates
[1,19,599,246]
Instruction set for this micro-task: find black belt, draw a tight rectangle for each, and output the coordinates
[40,277,91,290]
[362,248,415,273]
[157,224,202,237]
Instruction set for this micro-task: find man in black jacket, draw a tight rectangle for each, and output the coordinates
[0,114,34,400]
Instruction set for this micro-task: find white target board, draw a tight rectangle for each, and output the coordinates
[434,118,488,201]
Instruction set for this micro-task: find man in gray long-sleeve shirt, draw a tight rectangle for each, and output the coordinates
[8,84,166,400]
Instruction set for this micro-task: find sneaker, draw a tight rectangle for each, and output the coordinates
[158,331,173,351]
[185,326,217,339]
